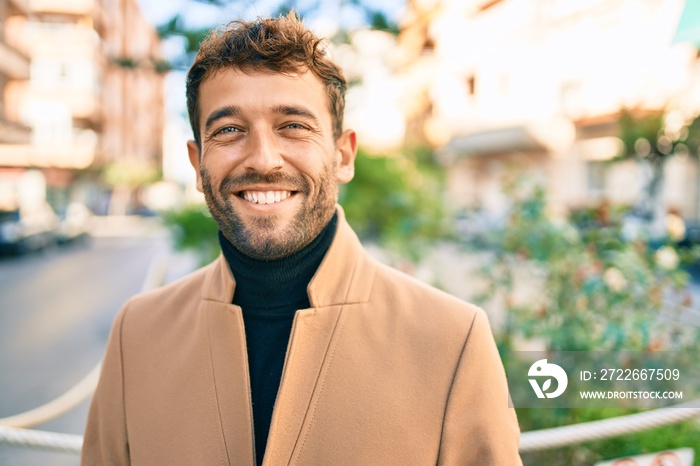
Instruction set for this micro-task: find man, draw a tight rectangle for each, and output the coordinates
[82,13,522,466]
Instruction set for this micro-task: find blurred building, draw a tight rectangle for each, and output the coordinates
[337,29,408,152]
[395,0,700,221]
[0,0,31,145]
[0,0,164,214]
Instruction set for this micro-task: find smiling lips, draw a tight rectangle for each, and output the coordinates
[240,190,293,205]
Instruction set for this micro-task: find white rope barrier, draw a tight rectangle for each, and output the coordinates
[519,399,700,451]
[2,399,699,455]
[0,364,101,429]
[0,426,82,455]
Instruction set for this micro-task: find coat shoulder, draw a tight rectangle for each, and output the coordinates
[119,260,216,324]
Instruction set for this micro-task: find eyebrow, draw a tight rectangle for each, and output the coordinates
[203,104,321,134]
[204,105,240,134]
[272,105,319,124]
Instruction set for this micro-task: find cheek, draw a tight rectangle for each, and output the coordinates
[201,143,241,169]
[199,165,220,194]
[199,153,233,187]
[316,161,338,193]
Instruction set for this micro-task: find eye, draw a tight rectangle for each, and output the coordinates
[216,126,241,135]
[283,122,307,130]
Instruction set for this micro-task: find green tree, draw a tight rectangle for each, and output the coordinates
[615,109,700,234]
[155,0,399,70]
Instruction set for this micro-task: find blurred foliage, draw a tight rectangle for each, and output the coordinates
[472,178,695,353]
[469,178,700,464]
[339,145,451,260]
[112,56,171,74]
[102,160,160,188]
[617,109,700,164]
[162,203,220,266]
[156,1,398,70]
[614,109,700,223]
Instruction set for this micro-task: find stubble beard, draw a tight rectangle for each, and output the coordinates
[201,164,338,260]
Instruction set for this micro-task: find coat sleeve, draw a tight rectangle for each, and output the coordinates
[437,308,522,465]
[81,305,130,466]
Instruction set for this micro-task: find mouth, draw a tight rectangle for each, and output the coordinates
[237,189,297,205]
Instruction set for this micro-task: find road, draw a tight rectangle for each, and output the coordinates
[0,218,194,466]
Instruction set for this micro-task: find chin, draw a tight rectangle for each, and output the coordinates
[234,226,304,260]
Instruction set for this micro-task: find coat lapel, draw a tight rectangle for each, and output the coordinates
[262,304,344,465]
[201,207,376,465]
[202,254,256,465]
[206,301,256,466]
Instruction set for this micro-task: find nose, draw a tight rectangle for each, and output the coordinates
[243,128,283,174]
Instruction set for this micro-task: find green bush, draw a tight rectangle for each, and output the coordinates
[340,145,450,260]
[469,179,700,464]
[162,203,219,266]
[473,180,693,353]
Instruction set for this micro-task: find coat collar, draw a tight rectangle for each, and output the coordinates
[201,205,375,308]
[200,206,377,465]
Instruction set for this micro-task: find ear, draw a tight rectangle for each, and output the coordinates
[187,140,204,192]
[335,129,357,184]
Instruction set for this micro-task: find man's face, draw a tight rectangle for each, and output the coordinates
[187,68,356,260]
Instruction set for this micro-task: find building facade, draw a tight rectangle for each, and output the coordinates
[396,0,700,221]
[0,0,31,145]
[0,0,164,214]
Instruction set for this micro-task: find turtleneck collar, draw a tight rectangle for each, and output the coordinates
[218,212,338,312]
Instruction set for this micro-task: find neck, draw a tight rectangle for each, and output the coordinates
[219,212,338,310]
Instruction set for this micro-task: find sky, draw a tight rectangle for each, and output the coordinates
[136,0,407,40]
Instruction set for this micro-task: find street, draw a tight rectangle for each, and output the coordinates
[0,218,188,466]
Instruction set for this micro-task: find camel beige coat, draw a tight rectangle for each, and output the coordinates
[82,210,522,465]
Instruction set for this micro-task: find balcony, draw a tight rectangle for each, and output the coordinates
[0,130,96,169]
[9,21,99,58]
[0,39,29,79]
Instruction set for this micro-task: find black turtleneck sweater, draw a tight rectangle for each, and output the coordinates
[218,213,338,465]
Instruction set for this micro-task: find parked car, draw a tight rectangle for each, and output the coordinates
[55,202,93,244]
[0,204,59,254]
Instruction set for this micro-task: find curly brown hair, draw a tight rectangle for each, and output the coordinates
[186,12,347,147]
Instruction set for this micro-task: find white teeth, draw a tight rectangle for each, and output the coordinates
[242,190,292,205]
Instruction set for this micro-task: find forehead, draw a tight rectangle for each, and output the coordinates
[197,68,331,125]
